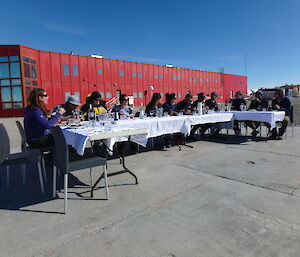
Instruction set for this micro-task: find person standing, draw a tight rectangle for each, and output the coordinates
[24,88,65,148]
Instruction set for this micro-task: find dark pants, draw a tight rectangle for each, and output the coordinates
[28,134,55,149]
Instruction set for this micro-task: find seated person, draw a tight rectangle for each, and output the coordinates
[230,91,247,111]
[245,90,269,136]
[162,93,177,116]
[24,88,65,148]
[230,91,247,135]
[192,93,206,111]
[81,91,107,120]
[205,92,219,111]
[52,95,81,121]
[176,94,193,114]
[270,89,292,138]
[111,94,132,118]
[145,93,162,117]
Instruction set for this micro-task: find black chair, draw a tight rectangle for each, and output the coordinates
[0,124,44,193]
[50,126,109,214]
[16,121,49,183]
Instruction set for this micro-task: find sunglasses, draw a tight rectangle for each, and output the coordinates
[39,94,48,97]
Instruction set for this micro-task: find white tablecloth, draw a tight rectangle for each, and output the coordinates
[229,111,286,129]
[61,124,148,155]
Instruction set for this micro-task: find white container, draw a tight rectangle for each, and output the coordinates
[197,102,203,116]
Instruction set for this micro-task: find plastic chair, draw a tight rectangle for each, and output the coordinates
[50,126,109,214]
[16,121,50,183]
[0,124,44,193]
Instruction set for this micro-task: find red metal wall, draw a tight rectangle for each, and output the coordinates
[0,45,247,117]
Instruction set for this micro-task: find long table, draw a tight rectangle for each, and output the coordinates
[61,111,285,155]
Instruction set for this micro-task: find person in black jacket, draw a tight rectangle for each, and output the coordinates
[243,90,270,137]
[176,94,193,114]
[230,91,247,135]
[270,89,292,138]
[205,92,218,111]
[145,93,162,117]
[162,93,177,116]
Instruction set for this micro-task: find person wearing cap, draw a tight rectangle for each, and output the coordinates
[53,95,81,121]
[205,92,219,111]
[192,93,206,110]
[248,90,268,110]
[163,93,177,116]
[176,94,193,114]
[245,90,269,137]
[111,94,132,117]
[81,91,107,120]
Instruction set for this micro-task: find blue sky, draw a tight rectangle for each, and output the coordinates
[1,0,299,89]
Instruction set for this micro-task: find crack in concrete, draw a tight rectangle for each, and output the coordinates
[178,164,298,196]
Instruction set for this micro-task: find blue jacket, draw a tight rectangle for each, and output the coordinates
[24,105,61,143]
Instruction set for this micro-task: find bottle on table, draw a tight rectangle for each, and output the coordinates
[139,104,144,119]
[88,104,95,125]
[197,102,203,115]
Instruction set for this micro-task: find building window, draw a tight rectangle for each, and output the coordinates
[23,57,30,63]
[138,92,143,98]
[65,92,71,101]
[206,78,209,82]
[173,75,177,80]
[32,81,38,86]
[189,77,193,81]
[31,65,37,79]
[99,92,104,98]
[0,63,9,78]
[9,56,19,62]
[1,87,11,102]
[178,76,181,80]
[138,72,142,77]
[200,78,203,82]
[194,78,196,82]
[0,56,9,62]
[63,64,69,75]
[12,87,22,101]
[119,71,124,76]
[24,63,31,78]
[240,81,243,84]
[72,65,79,76]
[74,92,80,98]
[11,79,21,85]
[10,62,21,78]
[154,74,158,79]
[159,74,163,79]
[2,103,12,109]
[0,79,10,86]
[97,69,103,75]
[178,93,181,97]
[133,92,138,98]
[132,72,136,77]
[106,92,112,98]
[12,102,23,109]
[216,79,218,83]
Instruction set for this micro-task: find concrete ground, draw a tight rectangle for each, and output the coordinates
[0,123,300,257]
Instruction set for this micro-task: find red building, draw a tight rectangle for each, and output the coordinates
[0,45,247,117]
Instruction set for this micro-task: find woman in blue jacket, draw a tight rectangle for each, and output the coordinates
[24,88,65,148]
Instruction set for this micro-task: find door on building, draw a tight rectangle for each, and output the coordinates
[116,89,122,97]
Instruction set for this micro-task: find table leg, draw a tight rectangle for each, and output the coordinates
[90,138,138,197]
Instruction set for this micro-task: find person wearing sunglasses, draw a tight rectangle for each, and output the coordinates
[52,95,81,121]
[112,94,132,117]
[24,88,65,148]
[81,91,107,120]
